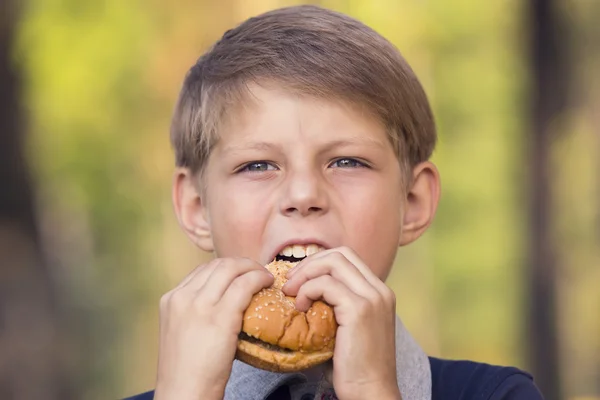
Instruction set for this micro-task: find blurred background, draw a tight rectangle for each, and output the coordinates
[1,0,598,399]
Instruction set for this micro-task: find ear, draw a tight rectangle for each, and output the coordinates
[172,168,214,252]
[399,161,441,246]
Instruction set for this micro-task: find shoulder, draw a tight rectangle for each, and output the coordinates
[122,390,154,400]
[429,357,544,400]
[120,359,544,400]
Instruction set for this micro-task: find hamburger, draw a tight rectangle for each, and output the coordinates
[236,259,338,372]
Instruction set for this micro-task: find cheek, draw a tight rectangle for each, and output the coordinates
[340,182,402,279]
[206,184,272,258]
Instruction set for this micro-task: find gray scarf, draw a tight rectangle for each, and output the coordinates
[224,315,431,400]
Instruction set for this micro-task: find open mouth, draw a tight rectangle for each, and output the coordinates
[274,244,325,263]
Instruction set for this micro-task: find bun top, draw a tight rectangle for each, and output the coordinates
[267,260,296,290]
[241,260,337,352]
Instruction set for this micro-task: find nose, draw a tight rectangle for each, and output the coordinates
[279,170,328,218]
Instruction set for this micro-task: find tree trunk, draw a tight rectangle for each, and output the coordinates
[526,0,569,399]
[0,1,75,399]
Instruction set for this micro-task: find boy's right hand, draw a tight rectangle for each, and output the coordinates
[154,258,274,400]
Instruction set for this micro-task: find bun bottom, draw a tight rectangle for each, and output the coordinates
[236,338,333,373]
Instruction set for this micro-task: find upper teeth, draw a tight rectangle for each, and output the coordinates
[279,244,324,258]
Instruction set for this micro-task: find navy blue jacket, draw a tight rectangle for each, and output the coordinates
[428,357,543,399]
[125,357,544,399]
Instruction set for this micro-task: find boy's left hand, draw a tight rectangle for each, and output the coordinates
[282,247,401,400]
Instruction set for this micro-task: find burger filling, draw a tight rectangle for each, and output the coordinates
[239,332,294,353]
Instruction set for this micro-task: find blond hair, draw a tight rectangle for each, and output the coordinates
[170,5,436,184]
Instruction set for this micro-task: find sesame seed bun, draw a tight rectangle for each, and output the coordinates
[236,260,337,372]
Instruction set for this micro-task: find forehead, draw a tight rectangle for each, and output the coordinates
[215,84,391,151]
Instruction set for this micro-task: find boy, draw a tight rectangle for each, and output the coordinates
[126,5,544,400]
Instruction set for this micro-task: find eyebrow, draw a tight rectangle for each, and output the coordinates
[319,138,388,152]
[222,137,388,155]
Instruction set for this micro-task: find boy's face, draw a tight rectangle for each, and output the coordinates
[174,85,439,281]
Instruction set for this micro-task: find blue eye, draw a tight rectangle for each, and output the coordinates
[239,161,277,172]
[330,158,367,168]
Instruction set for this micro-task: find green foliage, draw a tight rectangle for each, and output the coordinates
[15,0,599,398]
[17,0,157,397]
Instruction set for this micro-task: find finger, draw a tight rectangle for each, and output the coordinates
[218,269,276,315]
[283,251,376,300]
[293,274,361,314]
[177,259,223,291]
[291,247,388,294]
[161,260,222,310]
[329,247,391,295]
[200,258,272,304]
[328,248,397,309]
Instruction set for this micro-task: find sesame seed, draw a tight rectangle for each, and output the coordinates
[265,317,269,321]
[321,316,327,319]
[312,312,317,316]
[258,315,262,319]
[255,307,258,311]
[270,308,275,311]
